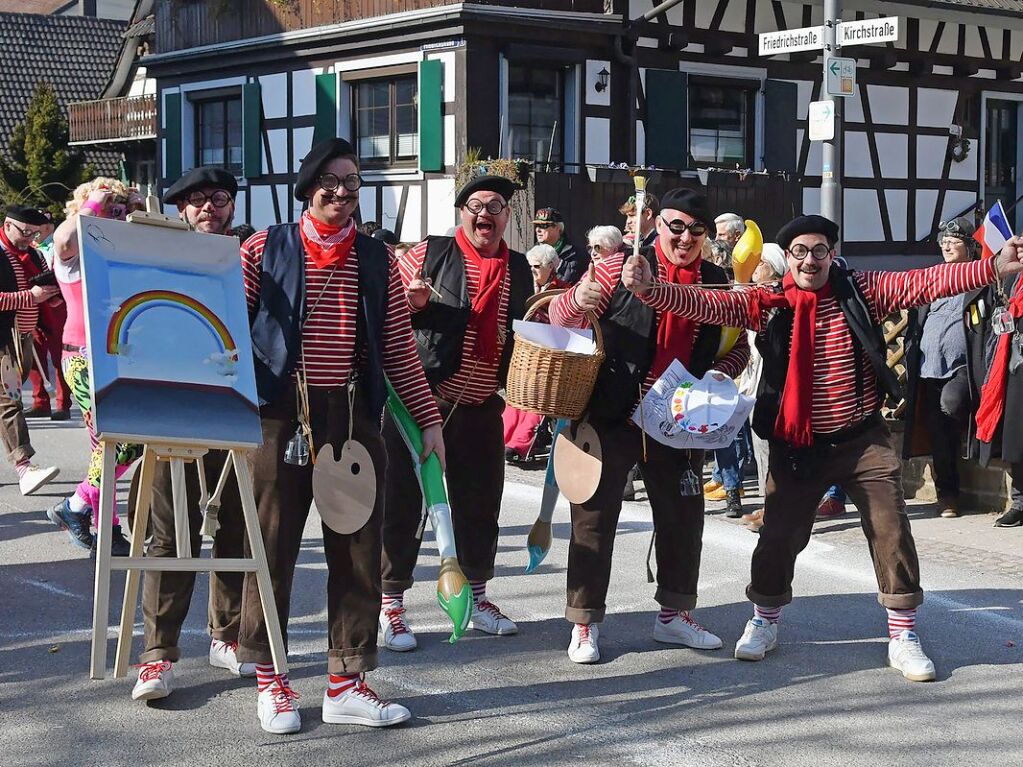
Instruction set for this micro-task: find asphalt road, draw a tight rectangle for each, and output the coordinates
[1,415,1021,767]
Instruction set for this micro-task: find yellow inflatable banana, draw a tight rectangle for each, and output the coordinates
[731,219,764,284]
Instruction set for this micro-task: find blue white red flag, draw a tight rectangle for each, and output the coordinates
[974,201,1014,260]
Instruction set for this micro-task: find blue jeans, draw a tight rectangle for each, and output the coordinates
[713,423,750,492]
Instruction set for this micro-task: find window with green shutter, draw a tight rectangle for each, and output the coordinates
[313,72,338,146]
[419,59,443,172]
[242,82,262,179]
[164,91,182,181]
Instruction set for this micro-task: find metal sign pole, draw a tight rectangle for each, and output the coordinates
[821,0,843,252]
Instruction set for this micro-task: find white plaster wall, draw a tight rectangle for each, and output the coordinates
[874,133,908,178]
[947,144,978,182]
[917,88,958,128]
[378,186,403,234]
[444,114,456,167]
[803,187,821,217]
[915,189,939,239]
[234,189,247,225]
[429,51,457,102]
[916,135,949,179]
[884,189,908,241]
[358,186,377,225]
[275,184,290,224]
[292,127,314,173]
[843,190,881,241]
[399,185,423,243]
[261,128,288,176]
[585,117,610,166]
[635,121,646,167]
[844,132,872,178]
[292,69,320,117]
[259,74,288,120]
[249,186,276,229]
[427,178,457,236]
[939,191,977,228]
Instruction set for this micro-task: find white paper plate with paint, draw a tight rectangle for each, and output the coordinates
[668,372,739,435]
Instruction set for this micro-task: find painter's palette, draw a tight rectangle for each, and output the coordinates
[667,373,740,435]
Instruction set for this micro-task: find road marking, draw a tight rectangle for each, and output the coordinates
[16,577,78,598]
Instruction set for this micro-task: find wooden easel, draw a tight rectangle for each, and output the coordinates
[87,204,287,680]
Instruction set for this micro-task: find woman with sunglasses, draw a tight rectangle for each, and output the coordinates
[585,225,624,267]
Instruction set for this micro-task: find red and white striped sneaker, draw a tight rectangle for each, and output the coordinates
[257,676,301,735]
[321,678,411,727]
[132,660,174,701]
[470,600,518,636]
[379,606,417,652]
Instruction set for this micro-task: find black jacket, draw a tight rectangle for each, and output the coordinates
[0,242,47,342]
[555,240,589,286]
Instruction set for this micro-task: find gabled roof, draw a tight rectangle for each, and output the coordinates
[0,12,125,156]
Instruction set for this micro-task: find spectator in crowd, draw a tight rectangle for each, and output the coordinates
[373,228,399,246]
[708,238,733,275]
[620,193,658,249]
[585,225,624,266]
[233,223,255,242]
[358,220,380,236]
[534,207,588,284]
[715,213,745,251]
[25,213,71,421]
[902,217,981,519]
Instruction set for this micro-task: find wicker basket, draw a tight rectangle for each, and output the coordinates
[505,290,605,419]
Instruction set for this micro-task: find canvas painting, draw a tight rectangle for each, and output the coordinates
[78,216,262,448]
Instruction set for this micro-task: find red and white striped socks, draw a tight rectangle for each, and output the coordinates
[657,606,677,625]
[382,591,403,611]
[326,673,359,699]
[886,608,916,638]
[15,458,30,479]
[255,663,288,692]
[754,604,782,624]
[469,580,487,605]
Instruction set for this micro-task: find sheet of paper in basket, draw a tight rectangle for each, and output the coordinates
[512,320,596,354]
[631,359,756,449]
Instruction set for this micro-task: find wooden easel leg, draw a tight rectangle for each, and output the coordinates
[169,457,190,558]
[232,450,288,675]
[90,442,118,680]
[113,448,157,678]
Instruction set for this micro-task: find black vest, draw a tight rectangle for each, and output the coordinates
[248,224,388,416]
[587,249,726,424]
[0,242,47,342]
[752,266,902,441]
[411,235,532,389]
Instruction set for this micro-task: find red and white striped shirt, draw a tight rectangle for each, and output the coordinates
[398,239,510,405]
[548,252,750,396]
[638,259,997,434]
[0,243,40,334]
[241,228,441,429]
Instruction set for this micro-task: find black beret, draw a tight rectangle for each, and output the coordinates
[453,175,517,208]
[372,228,399,246]
[162,166,238,205]
[295,138,357,200]
[532,207,563,224]
[776,214,840,250]
[4,205,49,226]
[659,188,710,225]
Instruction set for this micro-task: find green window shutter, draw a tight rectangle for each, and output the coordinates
[242,82,262,179]
[419,59,443,172]
[645,69,688,170]
[164,91,181,182]
[312,72,337,147]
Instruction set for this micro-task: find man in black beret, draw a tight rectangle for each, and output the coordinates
[380,175,531,650]
[546,187,749,664]
[162,166,238,235]
[221,137,442,734]
[0,206,62,496]
[622,212,1023,682]
[533,206,587,285]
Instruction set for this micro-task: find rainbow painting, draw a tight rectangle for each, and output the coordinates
[106,290,237,359]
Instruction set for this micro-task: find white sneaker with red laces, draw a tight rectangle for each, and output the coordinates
[321,679,411,727]
[132,660,174,701]
[470,600,518,635]
[652,611,723,649]
[209,639,257,677]
[257,677,301,735]
[379,606,417,652]
[567,623,600,664]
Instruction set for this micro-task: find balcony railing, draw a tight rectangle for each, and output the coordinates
[68,94,158,145]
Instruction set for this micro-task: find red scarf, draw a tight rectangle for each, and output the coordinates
[649,238,700,379]
[0,229,42,281]
[298,213,356,269]
[753,275,834,447]
[455,227,508,364]
[975,278,1023,443]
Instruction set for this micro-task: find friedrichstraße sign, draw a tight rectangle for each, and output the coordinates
[758,16,899,56]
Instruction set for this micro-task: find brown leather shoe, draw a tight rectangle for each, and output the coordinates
[938,495,960,518]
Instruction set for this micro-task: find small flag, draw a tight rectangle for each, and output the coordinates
[974,201,1014,260]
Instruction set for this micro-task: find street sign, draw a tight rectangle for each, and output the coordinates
[808,100,835,141]
[758,25,825,56]
[758,16,899,56]
[825,55,857,97]
[840,16,899,46]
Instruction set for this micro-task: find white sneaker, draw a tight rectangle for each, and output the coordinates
[209,639,257,677]
[379,606,417,652]
[19,464,59,496]
[470,600,518,636]
[132,660,174,701]
[321,680,411,727]
[887,630,936,682]
[652,611,723,649]
[734,617,779,661]
[257,677,301,734]
[567,623,600,664]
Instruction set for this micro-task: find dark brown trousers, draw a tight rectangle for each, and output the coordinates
[0,332,36,464]
[136,450,245,663]
[236,386,386,675]
[566,419,705,625]
[381,393,504,592]
[748,421,923,610]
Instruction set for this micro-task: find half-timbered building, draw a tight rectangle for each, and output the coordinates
[141,0,1023,263]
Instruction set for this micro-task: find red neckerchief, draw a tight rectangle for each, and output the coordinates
[976,277,1023,443]
[298,212,356,269]
[0,229,42,281]
[648,238,701,379]
[454,227,508,364]
[754,274,834,447]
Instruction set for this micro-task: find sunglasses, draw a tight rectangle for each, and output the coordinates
[8,222,43,242]
[535,222,558,229]
[586,243,605,253]
[318,173,363,193]
[786,243,832,261]
[659,216,708,237]
[186,190,233,208]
